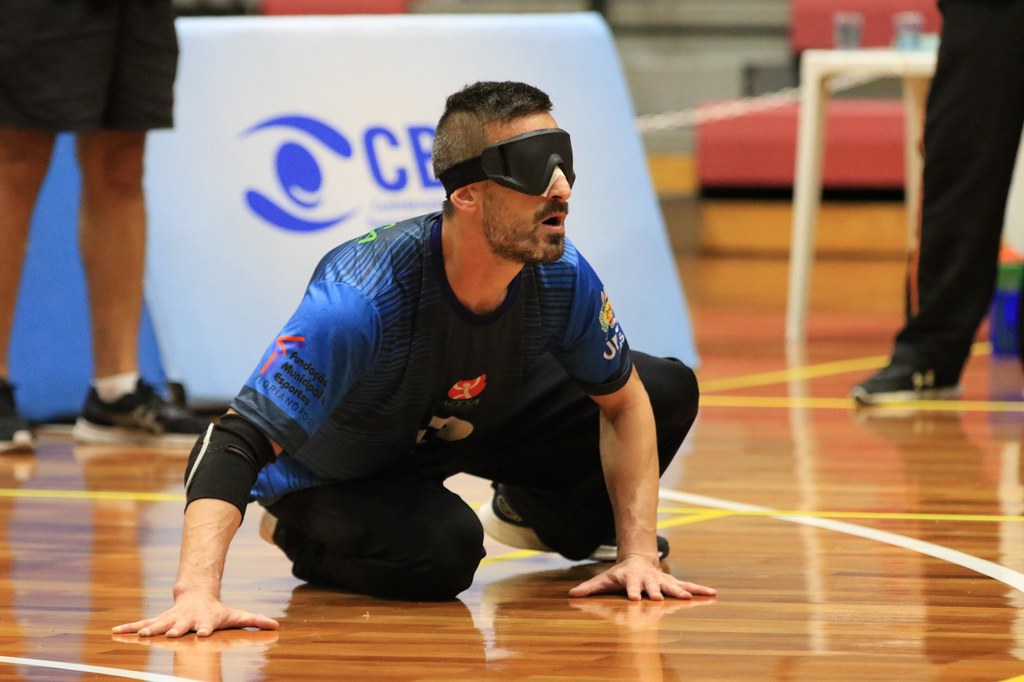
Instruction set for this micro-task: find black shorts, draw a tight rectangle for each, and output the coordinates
[0,0,178,131]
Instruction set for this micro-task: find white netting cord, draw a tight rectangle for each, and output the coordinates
[635,72,882,132]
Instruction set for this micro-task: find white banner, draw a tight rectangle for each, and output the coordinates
[1006,132,1024,255]
[144,13,697,402]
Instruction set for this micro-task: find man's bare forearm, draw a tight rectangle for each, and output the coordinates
[173,498,243,600]
[593,368,661,562]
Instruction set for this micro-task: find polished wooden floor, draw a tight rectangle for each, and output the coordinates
[3,199,1024,681]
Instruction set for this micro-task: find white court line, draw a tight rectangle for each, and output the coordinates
[661,489,1024,593]
[0,656,200,682]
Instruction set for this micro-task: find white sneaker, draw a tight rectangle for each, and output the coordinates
[478,489,670,562]
[477,494,552,552]
[258,509,279,546]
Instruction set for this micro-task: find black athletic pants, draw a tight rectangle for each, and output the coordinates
[266,352,699,601]
[890,0,1024,379]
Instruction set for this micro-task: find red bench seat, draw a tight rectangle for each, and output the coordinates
[696,99,906,190]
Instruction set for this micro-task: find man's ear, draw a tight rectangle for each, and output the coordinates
[449,183,481,212]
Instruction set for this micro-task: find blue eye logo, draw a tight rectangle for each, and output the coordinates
[242,115,356,233]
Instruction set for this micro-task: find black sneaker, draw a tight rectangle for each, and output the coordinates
[478,484,670,562]
[851,363,962,405]
[0,379,33,454]
[71,379,210,448]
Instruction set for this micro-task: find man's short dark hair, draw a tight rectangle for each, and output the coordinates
[432,81,554,186]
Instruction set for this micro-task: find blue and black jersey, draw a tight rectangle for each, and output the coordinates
[234,212,632,503]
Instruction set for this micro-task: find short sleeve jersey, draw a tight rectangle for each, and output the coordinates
[235,212,632,503]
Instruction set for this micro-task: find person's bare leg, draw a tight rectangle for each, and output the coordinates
[73,130,209,446]
[0,128,56,380]
[76,130,146,383]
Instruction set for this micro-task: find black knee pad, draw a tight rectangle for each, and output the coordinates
[667,358,700,424]
[637,355,699,430]
[408,507,485,600]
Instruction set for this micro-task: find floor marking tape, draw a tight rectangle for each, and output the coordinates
[480,512,730,566]
[0,656,200,682]
[0,488,182,502]
[700,394,1024,412]
[659,506,1024,524]
[700,341,992,394]
[700,356,890,393]
[660,489,1024,593]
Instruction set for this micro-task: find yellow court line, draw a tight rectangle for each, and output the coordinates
[479,548,544,561]
[6,488,1022,526]
[656,510,733,528]
[658,506,1024,524]
[479,548,540,566]
[702,395,855,410]
[5,488,1023,526]
[700,394,1024,412]
[1,350,1009,507]
[480,512,729,566]
[0,488,183,502]
[700,341,992,394]
[700,355,890,393]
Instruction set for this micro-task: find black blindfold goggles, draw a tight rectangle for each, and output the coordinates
[438,128,576,198]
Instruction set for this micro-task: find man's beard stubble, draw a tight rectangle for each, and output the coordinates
[482,197,569,265]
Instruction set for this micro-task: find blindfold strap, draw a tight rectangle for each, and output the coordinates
[439,156,488,198]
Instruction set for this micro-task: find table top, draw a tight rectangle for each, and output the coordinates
[801,48,937,77]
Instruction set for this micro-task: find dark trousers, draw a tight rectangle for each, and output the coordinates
[890,0,1024,379]
[267,351,699,601]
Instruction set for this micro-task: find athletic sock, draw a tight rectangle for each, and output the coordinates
[93,372,140,403]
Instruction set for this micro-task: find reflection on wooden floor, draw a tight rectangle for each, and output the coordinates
[3,201,1024,681]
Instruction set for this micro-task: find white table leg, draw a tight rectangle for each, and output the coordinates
[786,61,829,344]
